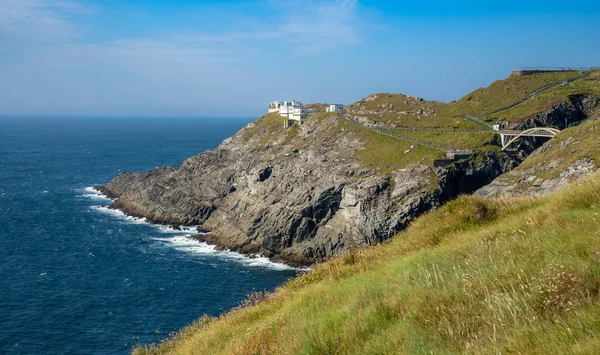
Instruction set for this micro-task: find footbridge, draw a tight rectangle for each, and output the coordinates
[499,127,561,150]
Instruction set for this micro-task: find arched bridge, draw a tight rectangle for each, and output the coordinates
[500,127,561,150]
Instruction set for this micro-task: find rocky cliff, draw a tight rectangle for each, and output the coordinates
[476,118,600,198]
[99,71,600,266]
[98,113,511,266]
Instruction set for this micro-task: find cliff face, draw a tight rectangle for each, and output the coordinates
[98,113,511,266]
[99,72,600,266]
[476,118,600,199]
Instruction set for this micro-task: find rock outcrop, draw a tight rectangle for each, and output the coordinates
[476,119,600,198]
[98,71,600,266]
[98,114,512,266]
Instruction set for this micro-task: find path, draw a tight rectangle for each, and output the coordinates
[339,69,595,155]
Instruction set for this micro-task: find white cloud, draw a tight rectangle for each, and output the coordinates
[0,0,91,40]
[0,0,372,114]
[175,0,364,55]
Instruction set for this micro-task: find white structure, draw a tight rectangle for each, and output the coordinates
[268,101,283,113]
[269,99,308,122]
[279,104,293,117]
[292,107,309,120]
[326,104,345,113]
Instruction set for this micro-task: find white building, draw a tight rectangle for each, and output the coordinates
[292,107,309,121]
[269,99,308,121]
[268,101,283,113]
[326,104,345,113]
[279,104,293,117]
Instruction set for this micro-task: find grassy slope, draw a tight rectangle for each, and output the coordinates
[338,118,445,174]
[491,71,600,123]
[391,130,498,150]
[242,111,445,173]
[348,71,597,129]
[136,172,600,354]
[246,72,600,172]
[442,71,585,118]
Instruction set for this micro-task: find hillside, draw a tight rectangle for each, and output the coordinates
[110,69,600,353]
[98,111,510,266]
[98,69,600,267]
[346,70,600,153]
[477,118,600,198]
[134,172,600,354]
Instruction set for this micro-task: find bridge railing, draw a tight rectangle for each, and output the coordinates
[341,114,449,152]
[464,115,496,131]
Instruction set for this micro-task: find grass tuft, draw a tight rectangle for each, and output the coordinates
[135,172,600,355]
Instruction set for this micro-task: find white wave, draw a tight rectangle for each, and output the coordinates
[78,186,114,201]
[90,205,149,225]
[155,224,200,235]
[90,205,199,237]
[89,201,305,271]
[160,235,306,271]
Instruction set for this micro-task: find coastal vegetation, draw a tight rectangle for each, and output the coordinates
[338,118,445,174]
[342,69,599,171]
[490,71,600,123]
[347,70,597,129]
[442,70,585,117]
[110,70,600,354]
[134,172,600,354]
[245,70,599,173]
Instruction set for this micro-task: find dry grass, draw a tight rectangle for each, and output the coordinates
[442,71,586,117]
[346,71,593,131]
[134,173,600,355]
[392,129,498,150]
[243,71,599,173]
[491,73,600,123]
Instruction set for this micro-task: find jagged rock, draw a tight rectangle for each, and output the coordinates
[476,150,598,199]
[99,115,512,266]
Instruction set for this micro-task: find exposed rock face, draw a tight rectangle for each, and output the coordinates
[512,94,598,130]
[475,158,597,199]
[476,119,600,199]
[504,94,599,157]
[98,115,512,266]
[477,94,600,199]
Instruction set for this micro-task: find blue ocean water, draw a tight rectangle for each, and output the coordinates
[0,117,298,354]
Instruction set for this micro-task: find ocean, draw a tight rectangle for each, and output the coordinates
[0,117,298,354]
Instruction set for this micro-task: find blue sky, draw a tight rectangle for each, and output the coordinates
[1,0,599,116]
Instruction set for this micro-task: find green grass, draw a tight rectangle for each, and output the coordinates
[346,71,598,130]
[245,71,599,173]
[391,130,498,150]
[243,113,289,142]
[337,118,445,173]
[134,172,600,354]
[441,71,585,117]
[245,113,326,151]
[241,112,444,172]
[490,73,600,123]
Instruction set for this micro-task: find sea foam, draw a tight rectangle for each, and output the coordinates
[161,235,304,271]
[89,202,303,270]
[78,187,114,202]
